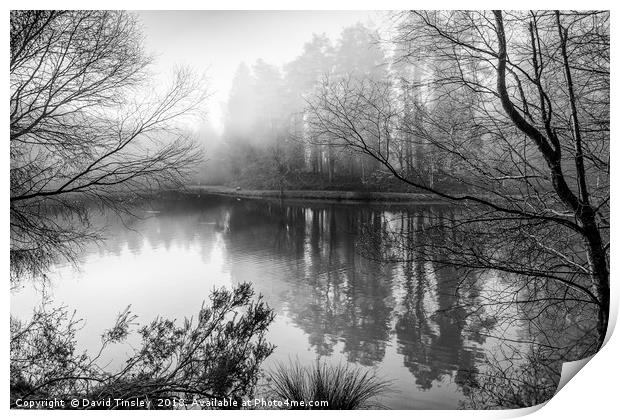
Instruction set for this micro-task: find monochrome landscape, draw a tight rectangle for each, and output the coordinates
[10,10,610,410]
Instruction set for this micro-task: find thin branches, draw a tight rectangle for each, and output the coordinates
[10,11,208,282]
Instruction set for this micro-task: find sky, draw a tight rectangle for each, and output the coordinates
[136,11,383,133]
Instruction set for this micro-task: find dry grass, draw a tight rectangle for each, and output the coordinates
[267,360,391,410]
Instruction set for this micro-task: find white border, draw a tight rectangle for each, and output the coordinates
[4,2,618,419]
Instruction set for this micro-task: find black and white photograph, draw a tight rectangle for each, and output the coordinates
[8,4,614,412]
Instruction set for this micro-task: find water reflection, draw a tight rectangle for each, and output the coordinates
[11,195,566,409]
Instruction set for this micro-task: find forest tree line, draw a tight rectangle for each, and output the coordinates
[201,21,469,192]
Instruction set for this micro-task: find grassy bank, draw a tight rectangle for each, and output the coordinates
[187,185,450,204]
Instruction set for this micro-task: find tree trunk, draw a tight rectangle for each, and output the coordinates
[581,210,610,347]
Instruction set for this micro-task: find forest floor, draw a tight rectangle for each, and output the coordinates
[187,185,451,204]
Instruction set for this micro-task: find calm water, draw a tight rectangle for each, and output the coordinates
[12,195,534,409]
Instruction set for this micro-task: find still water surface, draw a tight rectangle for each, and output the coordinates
[12,195,528,409]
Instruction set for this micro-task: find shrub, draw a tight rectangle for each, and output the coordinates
[10,283,274,409]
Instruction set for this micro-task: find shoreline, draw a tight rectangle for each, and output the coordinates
[186,185,451,204]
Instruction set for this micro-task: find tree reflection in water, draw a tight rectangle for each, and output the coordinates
[45,195,598,408]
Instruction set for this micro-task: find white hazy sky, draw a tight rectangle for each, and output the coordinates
[136,10,384,133]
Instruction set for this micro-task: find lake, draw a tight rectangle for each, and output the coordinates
[11,194,561,409]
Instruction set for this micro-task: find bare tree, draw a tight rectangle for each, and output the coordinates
[10,11,208,282]
[305,10,609,349]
